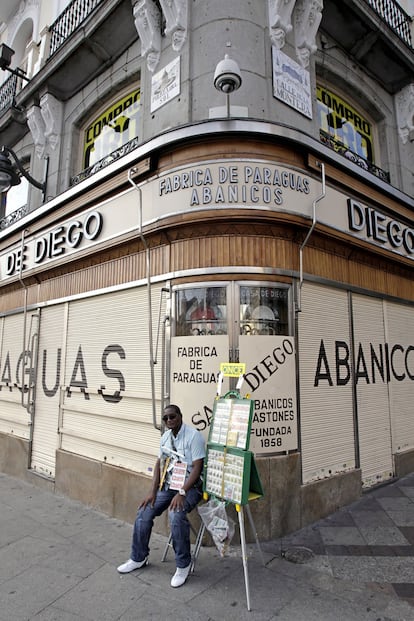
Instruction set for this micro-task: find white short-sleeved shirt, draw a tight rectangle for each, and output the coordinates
[159,423,206,481]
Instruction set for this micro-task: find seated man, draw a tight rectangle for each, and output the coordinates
[117,404,205,588]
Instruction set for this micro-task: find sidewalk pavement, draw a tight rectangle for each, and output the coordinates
[1,472,414,621]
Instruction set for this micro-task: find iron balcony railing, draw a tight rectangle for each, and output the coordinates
[49,0,104,56]
[0,73,18,117]
[367,0,413,48]
[0,204,28,231]
[320,130,391,183]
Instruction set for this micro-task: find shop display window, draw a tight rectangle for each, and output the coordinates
[240,285,288,335]
[175,286,227,336]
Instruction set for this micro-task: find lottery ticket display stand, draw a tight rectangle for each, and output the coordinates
[203,387,264,611]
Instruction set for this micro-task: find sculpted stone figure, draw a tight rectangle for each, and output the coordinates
[294,0,323,67]
[396,83,414,144]
[133,0,161,72]
[40,93,63,152]
[26,105,46,158]
[268,0,297,49]
[159,0,188,52]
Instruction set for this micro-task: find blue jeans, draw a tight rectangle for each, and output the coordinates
[131,486,202,568]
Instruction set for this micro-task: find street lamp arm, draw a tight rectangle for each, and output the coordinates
[2,146,46,192]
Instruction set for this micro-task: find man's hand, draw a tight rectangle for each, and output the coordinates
[169,493,185,512]
[139,492,157,509]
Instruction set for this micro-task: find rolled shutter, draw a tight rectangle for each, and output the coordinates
[351,294,393,487]
[61,284,166,474]
[31,304,66,478]
[298,283,355,483]
[386,301,414,455]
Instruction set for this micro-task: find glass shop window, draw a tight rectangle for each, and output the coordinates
[240,286,288,336]
[175,287,227,336]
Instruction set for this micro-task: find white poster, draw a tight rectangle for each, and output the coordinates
[170,335,229,438]
[239,336,298,455]
[151,56,180,112]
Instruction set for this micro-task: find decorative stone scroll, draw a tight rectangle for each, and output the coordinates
[40,93,63,152]
[159,0,188,52]
[396,83,414,144]
[268,0,297,49]
[27,94,63,158]
[26,105,47,158]
[294,0,323,68]
[132,0,161,72]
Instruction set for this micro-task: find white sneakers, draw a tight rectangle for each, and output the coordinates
[170,563,191,588]
[117,557,190,588]
[117,557,148,573]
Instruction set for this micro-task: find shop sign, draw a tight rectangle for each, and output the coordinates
[239,336,298,455]
[314,339,414,386]
[170,335,229,436]
[272,48,312,119]
[0,189,140,282]
[156,161,312,209]
[347,199,414,257]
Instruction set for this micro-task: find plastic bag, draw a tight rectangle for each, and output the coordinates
[198,498,235,556]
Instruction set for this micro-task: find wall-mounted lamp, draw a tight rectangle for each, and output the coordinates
[213,54,242,118]
[0,146,47,203]
[0,44,29,82]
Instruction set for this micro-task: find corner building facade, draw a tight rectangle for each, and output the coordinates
[0,0,413,539]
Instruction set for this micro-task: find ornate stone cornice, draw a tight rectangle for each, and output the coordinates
[294,0,323,67]
[132,0,161,73]
[268,0,297,49]
[159,0,188,52]
[396,84,414,144]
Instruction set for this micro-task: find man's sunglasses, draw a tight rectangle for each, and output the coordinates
[162,413,178,422]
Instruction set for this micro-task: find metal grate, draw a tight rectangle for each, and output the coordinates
[0,73,18,117]
[49,0,104,56]
[367,0,413,48]
[320,130,391,183]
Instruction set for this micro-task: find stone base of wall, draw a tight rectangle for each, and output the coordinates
[0,434,377,542]
[300,469,362,526]
[0,432,30,480]
[394,449,414,478]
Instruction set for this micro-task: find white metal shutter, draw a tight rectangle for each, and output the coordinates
[0,312,34,438]
[298,283,355,483]
[385,301,414,455]
[31,304,66,478]
[351,294,393,487]
[61,284,166,474]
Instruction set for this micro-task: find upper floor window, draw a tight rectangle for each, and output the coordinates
[82,87,140,170]
[316,84,375,163]
[5,177,29,215]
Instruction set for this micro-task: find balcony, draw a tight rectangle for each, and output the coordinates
[0,73,17,117]
[0,0,138,145]
[319,130,391,183]
[321,0,414,93]
[49,0,104,57]
[367,0,412,48]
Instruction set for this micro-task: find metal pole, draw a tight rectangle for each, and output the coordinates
[246,503,265,566]
[297,162,326,312]
[238,505,251,611]
[127,170,160,431]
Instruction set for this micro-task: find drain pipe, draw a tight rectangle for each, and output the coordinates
[18,229,29,409]
[297,162,325,313]
[127,169,160,431]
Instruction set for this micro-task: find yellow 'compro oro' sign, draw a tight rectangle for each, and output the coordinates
[220,362,246,377]
[83,88,141,169]
[316,85,374,162]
